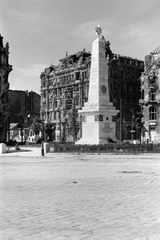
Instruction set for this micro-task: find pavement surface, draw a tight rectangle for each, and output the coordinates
[0,147,160,240]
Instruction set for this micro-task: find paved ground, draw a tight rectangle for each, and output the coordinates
[0,149,160,240]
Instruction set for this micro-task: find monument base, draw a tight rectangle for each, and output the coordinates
[76,107,118,145]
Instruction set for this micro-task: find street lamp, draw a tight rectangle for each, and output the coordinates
[72,89,77,142]
[41,110,45,156]
[64,114,69,142]
[130,109,135,142]
[118,83,125,142]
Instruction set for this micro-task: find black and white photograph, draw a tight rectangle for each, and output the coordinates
[0,0,160,239]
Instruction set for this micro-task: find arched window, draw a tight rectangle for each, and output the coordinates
[149,107,156,120]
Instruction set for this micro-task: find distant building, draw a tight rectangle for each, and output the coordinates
[7,90,40,142]
[0,34,12,142]
[8,90,40,123]
[139,46,160,143]
[108,53,144,141]
[40,39,144,142]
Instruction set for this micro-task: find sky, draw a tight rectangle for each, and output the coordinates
[1,0,160,94]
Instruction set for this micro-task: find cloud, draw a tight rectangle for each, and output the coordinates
[110,14,160,59]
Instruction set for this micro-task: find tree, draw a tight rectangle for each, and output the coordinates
[45,122,55,141]
[65,108,79,142]
[132,111,147,143]
[0,101,10,143]
[14,108,31,143]
[32,118,42,135]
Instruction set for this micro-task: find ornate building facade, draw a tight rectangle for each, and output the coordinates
[139,46,160,143]
[40,50,91,142]
[40,39,144,142]
[0,34,12,142]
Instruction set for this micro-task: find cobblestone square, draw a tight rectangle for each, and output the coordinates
[0,153,160,239]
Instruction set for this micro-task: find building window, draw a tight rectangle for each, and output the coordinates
[121,71,124,78]
[42,112,46,120]
[127,72,130,79]
[150,92,156,102]
[81,72,84,80]
[55,100,57,108]
[113,83,117,91]
[149,107,156,120]
[54,112,56,120]
[113,69,117,77]
[75,72,80,80]
[43,102,46,109]
[49,101,52,109]
[49,79,52,86]
[141,89,144,99]
[127,85,131,92]
[42,80,45,88]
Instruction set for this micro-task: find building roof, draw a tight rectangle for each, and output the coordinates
[59,50,90,61]
[150,46,160,55]
[10,123,19,130]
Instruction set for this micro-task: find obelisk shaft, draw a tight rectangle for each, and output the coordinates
[76,26,119,144]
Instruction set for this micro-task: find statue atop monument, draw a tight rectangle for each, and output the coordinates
[95,25,102,38]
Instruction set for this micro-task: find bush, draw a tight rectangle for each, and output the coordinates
[6,140,17,146]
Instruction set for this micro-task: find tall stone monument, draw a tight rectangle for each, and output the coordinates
[76,26,119,145]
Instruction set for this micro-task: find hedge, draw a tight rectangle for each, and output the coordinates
[49,142,160,154]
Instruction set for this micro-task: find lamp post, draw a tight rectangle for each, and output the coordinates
[58,109,61,142]
[41,110,45,156]
[55,107,61,142]
[119,95,123,142]
[72,89,77,142]
[64,114,69,142]
[119,85,123,142]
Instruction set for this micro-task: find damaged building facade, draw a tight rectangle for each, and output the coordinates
[40,50,91,142]
[40,39,144,142]
[139,46,160,143]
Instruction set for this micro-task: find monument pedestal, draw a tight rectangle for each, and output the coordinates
[77,105,118,145]
[76,26,119,145]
